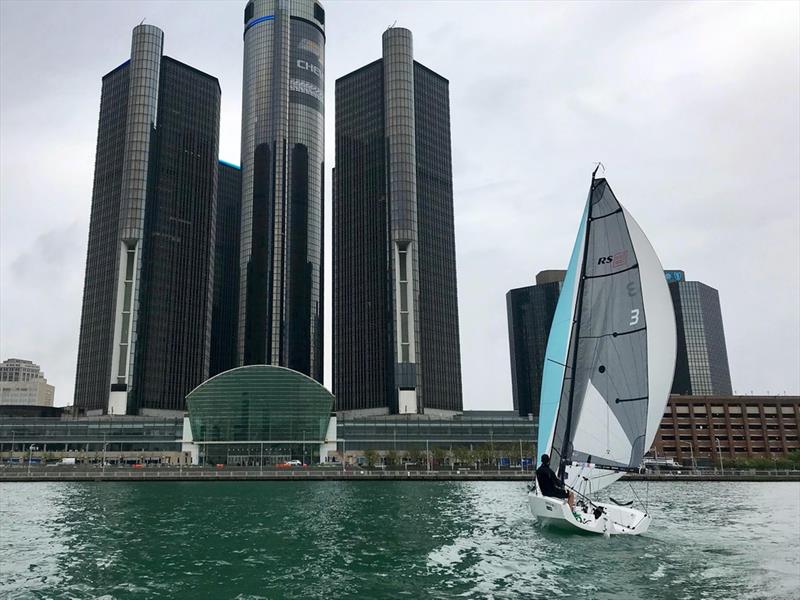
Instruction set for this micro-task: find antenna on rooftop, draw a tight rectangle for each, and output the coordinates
[140,18,146,25]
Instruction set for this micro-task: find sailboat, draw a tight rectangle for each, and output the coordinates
[528,169,677,535]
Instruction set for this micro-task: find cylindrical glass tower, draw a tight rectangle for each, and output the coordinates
[110,24,164,415]
[239,0,325,382]
[383,28,422,413]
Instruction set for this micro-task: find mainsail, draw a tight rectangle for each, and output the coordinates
[537,174,676,492]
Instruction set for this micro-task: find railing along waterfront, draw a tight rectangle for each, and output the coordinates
[1,466,800,482]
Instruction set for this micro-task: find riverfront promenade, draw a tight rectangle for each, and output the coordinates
[2,466,799,482]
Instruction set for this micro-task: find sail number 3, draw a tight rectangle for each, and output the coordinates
[630,309,640,326]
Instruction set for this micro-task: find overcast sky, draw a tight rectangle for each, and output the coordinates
[1,1,798,408]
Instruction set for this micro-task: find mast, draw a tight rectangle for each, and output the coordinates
[557,168,600,481]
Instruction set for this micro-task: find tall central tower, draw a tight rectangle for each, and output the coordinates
[239,0,325,381]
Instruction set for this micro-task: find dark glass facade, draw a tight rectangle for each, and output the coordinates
[239,1,325,383]
[75,26,221,414]
[133,58,220,412]
[670,280,733,395]
[506,280,562,418]
[508,268,733,415]
[333,60,388,413]
[74,63,130,412]
[210,162,242,376]
[414,63,463,413]
[334,31,463,415]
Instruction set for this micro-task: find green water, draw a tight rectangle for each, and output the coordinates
[0,481,798,599]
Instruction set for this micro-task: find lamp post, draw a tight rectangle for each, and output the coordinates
[426,439,430,472]
[27,445,38,476]
[102,433,108,476]
[9,431,14,464]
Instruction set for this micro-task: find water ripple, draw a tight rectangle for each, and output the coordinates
[0,481,798,599]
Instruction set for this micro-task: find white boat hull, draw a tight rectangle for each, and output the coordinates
[528,491,650,535]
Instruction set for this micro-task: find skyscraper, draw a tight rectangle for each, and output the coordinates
[210,162,243,377]
[506,268,733,421]
[667,271,733,395]
[75,24,221,415]
[239,0,326,382]
[506,270,565,418]
[334,28,463,415]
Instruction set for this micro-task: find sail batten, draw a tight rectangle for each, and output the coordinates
[538,175,677,492]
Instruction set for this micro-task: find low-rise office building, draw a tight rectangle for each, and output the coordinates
[0,359,55,407]
[652,395,800,464]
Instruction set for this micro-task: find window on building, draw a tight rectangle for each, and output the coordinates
[314,3,325,24]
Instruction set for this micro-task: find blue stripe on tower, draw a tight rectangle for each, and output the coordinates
[244,15,275,36]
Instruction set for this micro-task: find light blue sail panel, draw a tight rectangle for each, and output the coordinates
[537,200,589,458]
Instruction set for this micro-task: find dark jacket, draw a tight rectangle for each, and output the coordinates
[536,463,568,499]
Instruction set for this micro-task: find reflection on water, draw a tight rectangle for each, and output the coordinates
[1,481,798,599]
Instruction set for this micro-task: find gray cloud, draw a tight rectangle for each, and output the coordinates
[1,1,797,408]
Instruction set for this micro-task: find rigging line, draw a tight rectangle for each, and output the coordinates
[559,179,596,481]
[628,481,646,513]
[549,267,582,464]
[584,263,639,279]
[546,358,570,368]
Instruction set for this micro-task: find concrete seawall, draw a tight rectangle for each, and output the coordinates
[2,468,799,483]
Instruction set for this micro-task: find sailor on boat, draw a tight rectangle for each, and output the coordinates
[536,454,574,509]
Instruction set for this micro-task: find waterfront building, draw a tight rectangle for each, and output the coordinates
[74,24,221,415]
[238,0,326,383]
[2,395,797,465]
[210,162,243,376]
[335,411,536,455]
[183,365,336,464]
[506,271,565,418]
[666,271,733,395]
[0,413,187,463]
[0,359,55,407]
[652,395,800,465]
[334,27,463,416]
